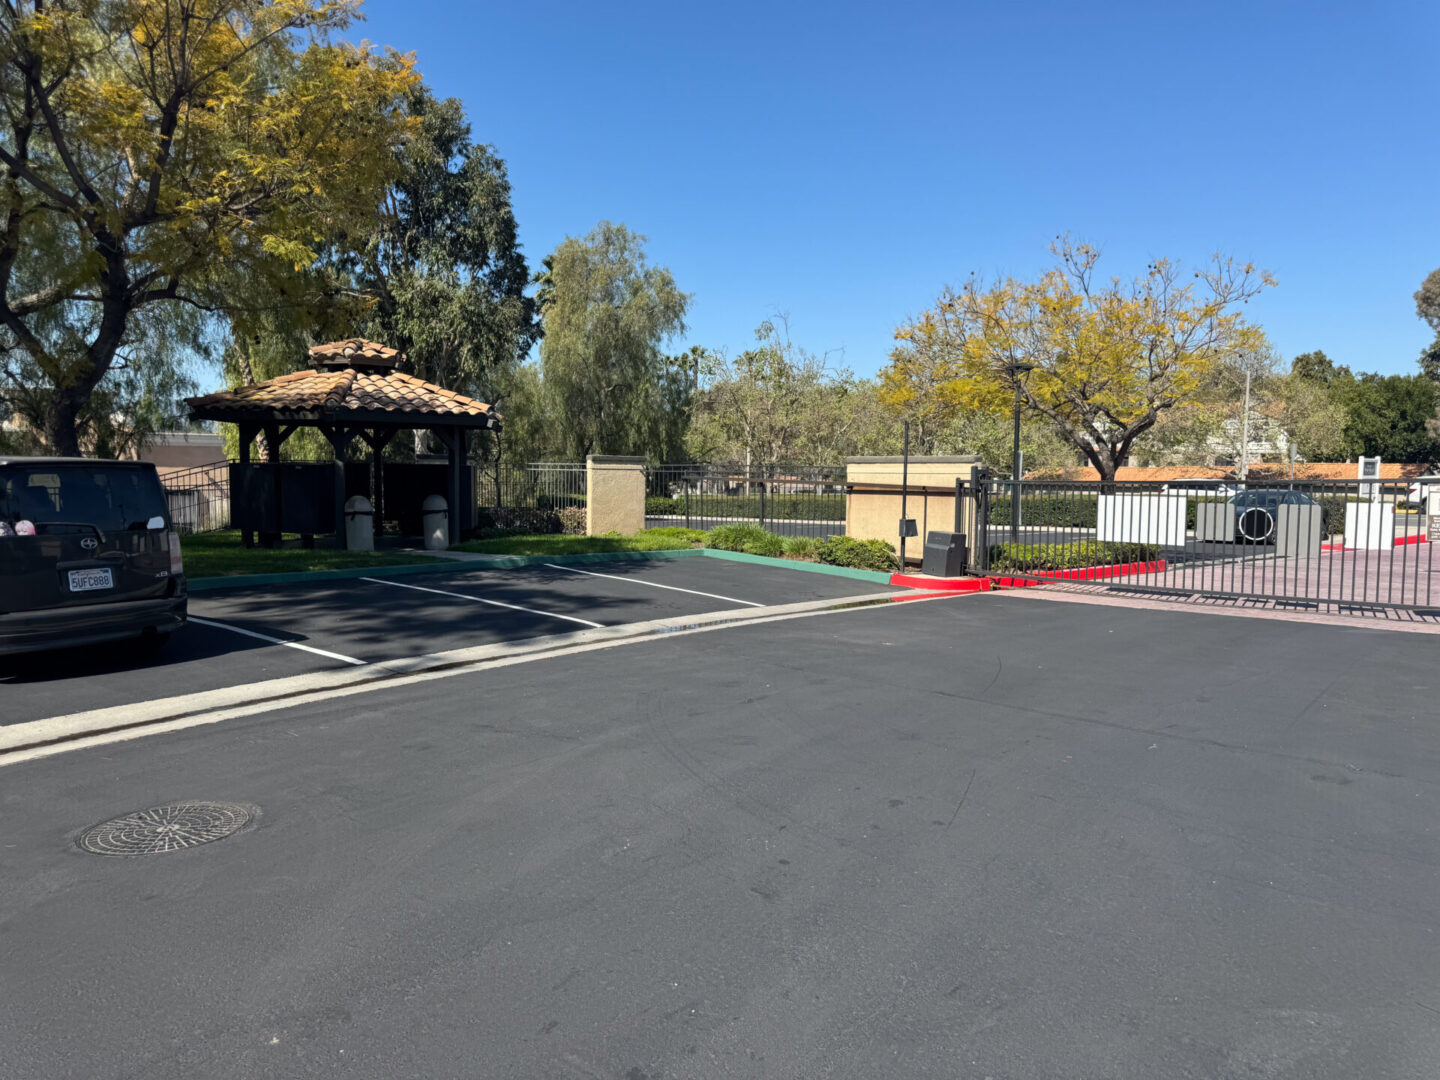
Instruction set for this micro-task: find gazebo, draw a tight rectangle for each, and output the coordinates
[186,339,501,547]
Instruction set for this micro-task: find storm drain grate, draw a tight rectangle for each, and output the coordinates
[77,802,257,856]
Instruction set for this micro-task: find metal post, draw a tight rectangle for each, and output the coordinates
[1011,380,1023,542]
[1240,363,1252,482]
[900,420,911,568]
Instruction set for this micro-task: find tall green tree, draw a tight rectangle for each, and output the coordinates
[1340,374,1439,462]
[535,222,690,458]
[342,83,539,414]
[0,0,417,455]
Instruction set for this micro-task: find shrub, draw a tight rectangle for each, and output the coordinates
[468,506,568,538]
[816,535,898,572]
[556,506,586,535]
[986,541,1158,572]
[668,494,846,522]
[646,495,684,515]
[782,536,819,559]
[988,496,1098,528]
[705,522,788,556]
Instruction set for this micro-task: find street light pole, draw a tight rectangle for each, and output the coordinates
[1007,362,1035,542]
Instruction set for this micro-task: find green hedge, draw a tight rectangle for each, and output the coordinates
[988,496,1099,528]
[649,494,846,522]
[705,523,785,557]
[987,541,1159,572]
[816,535,898,572]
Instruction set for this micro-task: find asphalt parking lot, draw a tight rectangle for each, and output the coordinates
[0,557,899,722]
[3,569,1440,1078]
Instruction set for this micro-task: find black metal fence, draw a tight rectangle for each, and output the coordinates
[646,464,847,538]
[475,463,586,509]
[971,475,1437,613]
[160,460,232,533]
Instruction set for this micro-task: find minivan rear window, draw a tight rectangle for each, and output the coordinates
[0,466,168,534]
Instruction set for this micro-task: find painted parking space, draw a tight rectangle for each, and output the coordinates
[0,557,904,723]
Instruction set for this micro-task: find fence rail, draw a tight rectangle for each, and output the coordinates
[972,475,1436,613]
[159,460,232,533]
[475,463,586,509]
[646,464,847,538]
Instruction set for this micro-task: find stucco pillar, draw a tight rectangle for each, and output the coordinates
[844,456,983,567]
[586,455,646,536]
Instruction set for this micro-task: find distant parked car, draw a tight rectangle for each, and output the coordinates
[1228,488,1318,544]
[1406,476,1440,508]
[1161,478,1241,499]
[0,457,186,657]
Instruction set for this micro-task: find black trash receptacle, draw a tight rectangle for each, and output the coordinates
[921,531,967,577]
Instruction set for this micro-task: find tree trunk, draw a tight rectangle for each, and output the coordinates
[43,390,86,457]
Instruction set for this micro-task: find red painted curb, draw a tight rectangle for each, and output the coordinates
[1027,559,1168,582]
[889,573,993,592]
[1324,534,1429,552]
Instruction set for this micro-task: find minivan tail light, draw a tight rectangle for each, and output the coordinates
[168,531,184,575]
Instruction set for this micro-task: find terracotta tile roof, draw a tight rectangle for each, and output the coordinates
[1028,463,1431,482]
[308,338,406,367]
[186,368,500,429]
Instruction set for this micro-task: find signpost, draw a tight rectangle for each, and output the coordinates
[1358,455,1382,501]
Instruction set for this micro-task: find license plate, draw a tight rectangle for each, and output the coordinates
[67,568,114,593]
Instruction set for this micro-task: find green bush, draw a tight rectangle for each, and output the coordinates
[988,496,1098,528]
[986,541,1158,572]
[705,523,787,556]
[556,506,586,535]
[816,535,898,572]
[653,494,846,522]
[781,536,819,559]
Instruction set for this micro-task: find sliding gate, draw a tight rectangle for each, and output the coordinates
[967,474,1438,615]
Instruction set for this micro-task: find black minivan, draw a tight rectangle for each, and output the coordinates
[0,457,187,657]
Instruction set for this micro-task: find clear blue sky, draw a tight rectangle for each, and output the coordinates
[352,0,1438,378]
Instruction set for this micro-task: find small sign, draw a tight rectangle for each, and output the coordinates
[1430,516,1440,544]
[1359,456,1382,500]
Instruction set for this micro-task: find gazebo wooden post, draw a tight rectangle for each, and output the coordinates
[237,421,256,548]
[260,421,283,548]
[321,424,357,550]
[446,425,464,545]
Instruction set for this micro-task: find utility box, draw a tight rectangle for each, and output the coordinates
[1276,503,1323,557]
[345,495,374,552]
[921,531,966,578]
[422,494,449,551]
[1195,501,1237,543]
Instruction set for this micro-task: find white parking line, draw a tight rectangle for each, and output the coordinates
[187,616,367,666]
[542,563,764,607]
[360,577,605,629]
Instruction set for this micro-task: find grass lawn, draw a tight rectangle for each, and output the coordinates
[449,530,701,557]
[181,531,447,579]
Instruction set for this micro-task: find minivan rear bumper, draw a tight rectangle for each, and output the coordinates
[0,594,188,657]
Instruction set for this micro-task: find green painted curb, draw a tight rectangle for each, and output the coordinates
[186,547,705,592]
[697,548,895,584]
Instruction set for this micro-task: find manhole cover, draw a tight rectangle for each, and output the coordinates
[76,801,257,856]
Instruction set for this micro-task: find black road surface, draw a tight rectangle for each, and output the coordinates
[3,593,1439,1078]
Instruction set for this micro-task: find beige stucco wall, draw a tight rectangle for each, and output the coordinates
[131,431,226,469]
[845,456,982,566]
[586,455,646,536]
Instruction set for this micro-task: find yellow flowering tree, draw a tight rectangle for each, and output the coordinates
[0,0,418,454]
[881,238,1275,483]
